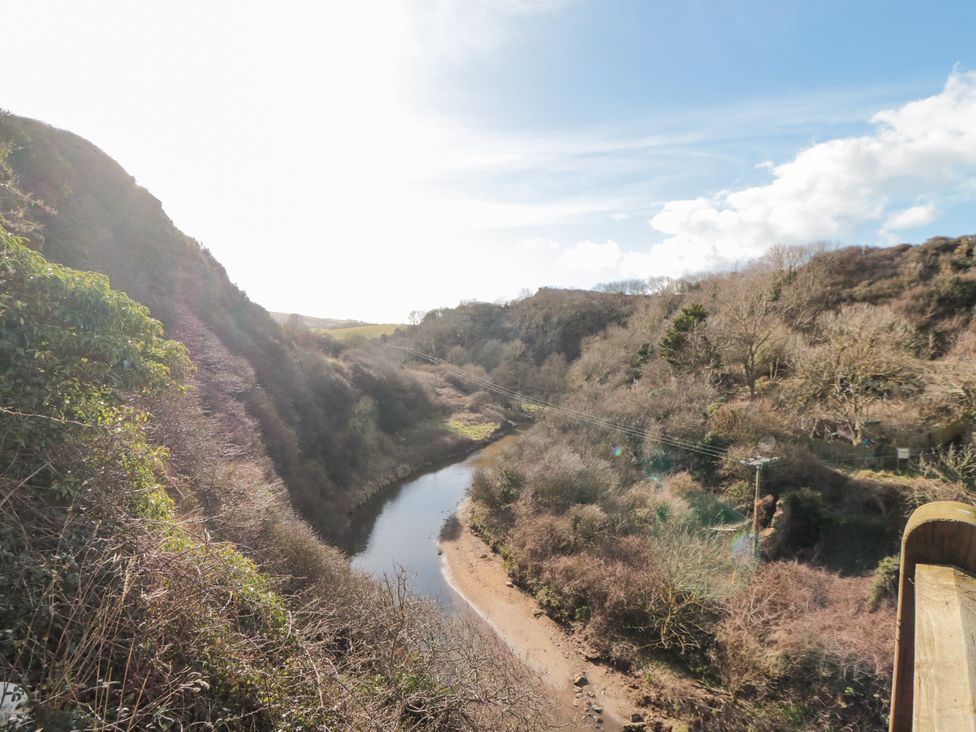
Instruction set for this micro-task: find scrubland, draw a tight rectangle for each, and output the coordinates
[4,108,976,730]
[404,237,976,729]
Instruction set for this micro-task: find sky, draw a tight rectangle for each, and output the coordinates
[4,0,976,322]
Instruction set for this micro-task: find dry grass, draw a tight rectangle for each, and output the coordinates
[445,419,499,442]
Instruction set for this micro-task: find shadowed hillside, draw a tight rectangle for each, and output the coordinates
[0,227,546,729]
[0,112,509,538]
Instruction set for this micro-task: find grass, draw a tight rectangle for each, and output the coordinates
[445,419,498,441]
[325,323,403,339]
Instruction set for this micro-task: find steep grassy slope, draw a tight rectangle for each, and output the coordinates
[0,113,502,537]
[0,229,543,729]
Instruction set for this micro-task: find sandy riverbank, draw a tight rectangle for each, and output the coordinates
[439,500,647,731]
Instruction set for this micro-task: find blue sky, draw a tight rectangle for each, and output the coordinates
[4,1,976,321]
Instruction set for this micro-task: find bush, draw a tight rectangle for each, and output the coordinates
[712,563,893,729]
[867,554,901,611]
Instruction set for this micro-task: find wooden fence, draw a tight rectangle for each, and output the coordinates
[890,501,976,731]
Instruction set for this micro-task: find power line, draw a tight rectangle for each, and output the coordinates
[391,346,729,460]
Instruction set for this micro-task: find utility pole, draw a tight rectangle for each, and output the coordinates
[739,456,779,559]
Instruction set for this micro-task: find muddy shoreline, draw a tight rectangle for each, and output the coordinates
[439,500,651,731]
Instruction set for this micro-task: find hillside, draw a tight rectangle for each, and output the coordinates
[397,239,976,729]
[269,311,367,330]
[0,228,547,729]
[0,113,636,727]
[0,113,512,538]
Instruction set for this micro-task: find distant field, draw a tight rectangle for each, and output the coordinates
[326,323,403,339]
[269,312,367,330]
[270,312,405,338]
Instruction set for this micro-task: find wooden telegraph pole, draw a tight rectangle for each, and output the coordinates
[739,456,779,559]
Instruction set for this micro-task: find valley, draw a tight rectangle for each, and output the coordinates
[2,108,976,730]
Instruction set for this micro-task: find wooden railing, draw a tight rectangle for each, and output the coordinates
[890,501,976,731]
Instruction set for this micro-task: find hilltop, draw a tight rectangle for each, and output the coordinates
[269,311,372,331]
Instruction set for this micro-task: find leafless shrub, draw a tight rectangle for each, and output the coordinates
[711,562,893,728]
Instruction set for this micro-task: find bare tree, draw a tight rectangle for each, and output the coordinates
[785,303,920,444]
[761,243,831,331]
[709,270,784,398]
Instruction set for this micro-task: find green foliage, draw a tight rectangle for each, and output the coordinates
[683,491,745,527]
[0,227,190,448]
[658,302,713,373]
[918,440,976,490]
[781,488,827,549]
[469,467,522,510]
[630,341,654,380]
[0,227,190,498]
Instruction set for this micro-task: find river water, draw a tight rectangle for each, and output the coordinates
[345,432,518,607]
[345,431,624,731]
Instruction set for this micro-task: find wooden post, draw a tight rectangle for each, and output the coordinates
[913,563,976,731]
[752,463,761,559]
[740,456,778,560]
[890,502,976,731]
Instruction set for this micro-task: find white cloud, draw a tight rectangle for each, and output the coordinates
[881,203,937,241]
[556,239,622,272]
[402,0,567,59]
[635,70,976,278]
[519,237,561,252]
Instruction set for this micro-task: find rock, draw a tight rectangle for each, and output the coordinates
[480,553,488,559]
[631,713,645,722]
[573,673,588,687]
[532,609,545,618]
[505,580,514,588]
[592,704,603,713]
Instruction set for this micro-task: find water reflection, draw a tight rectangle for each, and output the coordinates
[344,430,519,608]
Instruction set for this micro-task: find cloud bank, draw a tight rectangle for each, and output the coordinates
[626,70,976,278]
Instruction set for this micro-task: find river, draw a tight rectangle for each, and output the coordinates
[344,432,519,607]
[343,430,633,730]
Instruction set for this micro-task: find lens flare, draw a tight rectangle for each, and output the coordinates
[730,531,753,561]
